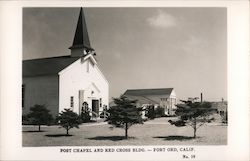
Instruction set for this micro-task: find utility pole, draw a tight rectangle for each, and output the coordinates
[200,93,203,102]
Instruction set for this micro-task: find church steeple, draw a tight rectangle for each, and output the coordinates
[69,8,94,57]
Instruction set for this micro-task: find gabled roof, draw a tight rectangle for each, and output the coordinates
[125,95,159,105]
[124,88,174,96]
[69,8,93,51]
[23,56,79,77]
[83,53,97,65]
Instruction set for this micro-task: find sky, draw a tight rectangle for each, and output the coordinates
[23,7,227,102]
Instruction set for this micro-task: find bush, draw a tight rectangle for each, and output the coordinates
[79,102,91,123]
[154,107,165,118]
[145,105,155,119]
[80,110,91,123]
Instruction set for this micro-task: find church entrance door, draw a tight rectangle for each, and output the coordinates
[92,99,99,116]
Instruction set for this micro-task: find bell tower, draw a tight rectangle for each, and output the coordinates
[69,8,94,57]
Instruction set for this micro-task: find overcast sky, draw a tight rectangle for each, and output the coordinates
[23,7,227,101]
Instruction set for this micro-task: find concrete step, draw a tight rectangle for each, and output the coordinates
[90,117,106,123]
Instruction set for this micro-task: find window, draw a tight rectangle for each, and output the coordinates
[161,98,167,101]
[70,96,74,108]
[100,98,102,107]
[22,84,25,108]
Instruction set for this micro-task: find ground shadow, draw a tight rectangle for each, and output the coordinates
[87,136,135,141]
[45,134,73,137]
[154,135,199,141]
[23,130,46,133]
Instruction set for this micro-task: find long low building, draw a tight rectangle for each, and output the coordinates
[123,88,177,116]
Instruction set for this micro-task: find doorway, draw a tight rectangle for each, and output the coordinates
[92,99,99,116]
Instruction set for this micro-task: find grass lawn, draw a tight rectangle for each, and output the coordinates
[22,117,227,146]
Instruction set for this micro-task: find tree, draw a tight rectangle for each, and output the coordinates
[27,104,53,131]
[106,96,143,139]
[168,99,216,138]
[56,109,81,135]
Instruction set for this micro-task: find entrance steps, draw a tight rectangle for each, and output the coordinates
[90,117,106,123]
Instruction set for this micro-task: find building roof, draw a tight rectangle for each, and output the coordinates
[69,8,93,51]
[23,56,79,77]
[125,95,159,104]
[124,88,174,96]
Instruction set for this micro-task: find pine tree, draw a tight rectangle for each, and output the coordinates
[56,109,81,135]
[107,96,143,139]
[27,104,53,131]
[168,99,216,138]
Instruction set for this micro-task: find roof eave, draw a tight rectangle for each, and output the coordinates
[68,44,94,51]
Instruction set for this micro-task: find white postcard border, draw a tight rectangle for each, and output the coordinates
[0,0,249,161]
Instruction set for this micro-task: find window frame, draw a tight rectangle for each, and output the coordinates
[70,96,74,108]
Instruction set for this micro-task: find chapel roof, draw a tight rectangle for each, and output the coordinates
[124,88,174,96]
[23,56,79,77]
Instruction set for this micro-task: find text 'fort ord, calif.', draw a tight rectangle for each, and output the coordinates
[60,147,196,159]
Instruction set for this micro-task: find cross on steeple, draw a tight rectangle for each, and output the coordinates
[69,8,94,57]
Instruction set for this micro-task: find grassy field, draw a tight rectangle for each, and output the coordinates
[22,117,227,147]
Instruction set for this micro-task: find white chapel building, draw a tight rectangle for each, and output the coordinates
[22,8,109,118]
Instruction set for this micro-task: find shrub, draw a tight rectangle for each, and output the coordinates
[145,105,155,119]
[80,110,91,123]
[154,107,165,118]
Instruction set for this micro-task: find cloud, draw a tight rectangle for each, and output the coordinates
[147,10,177,28]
